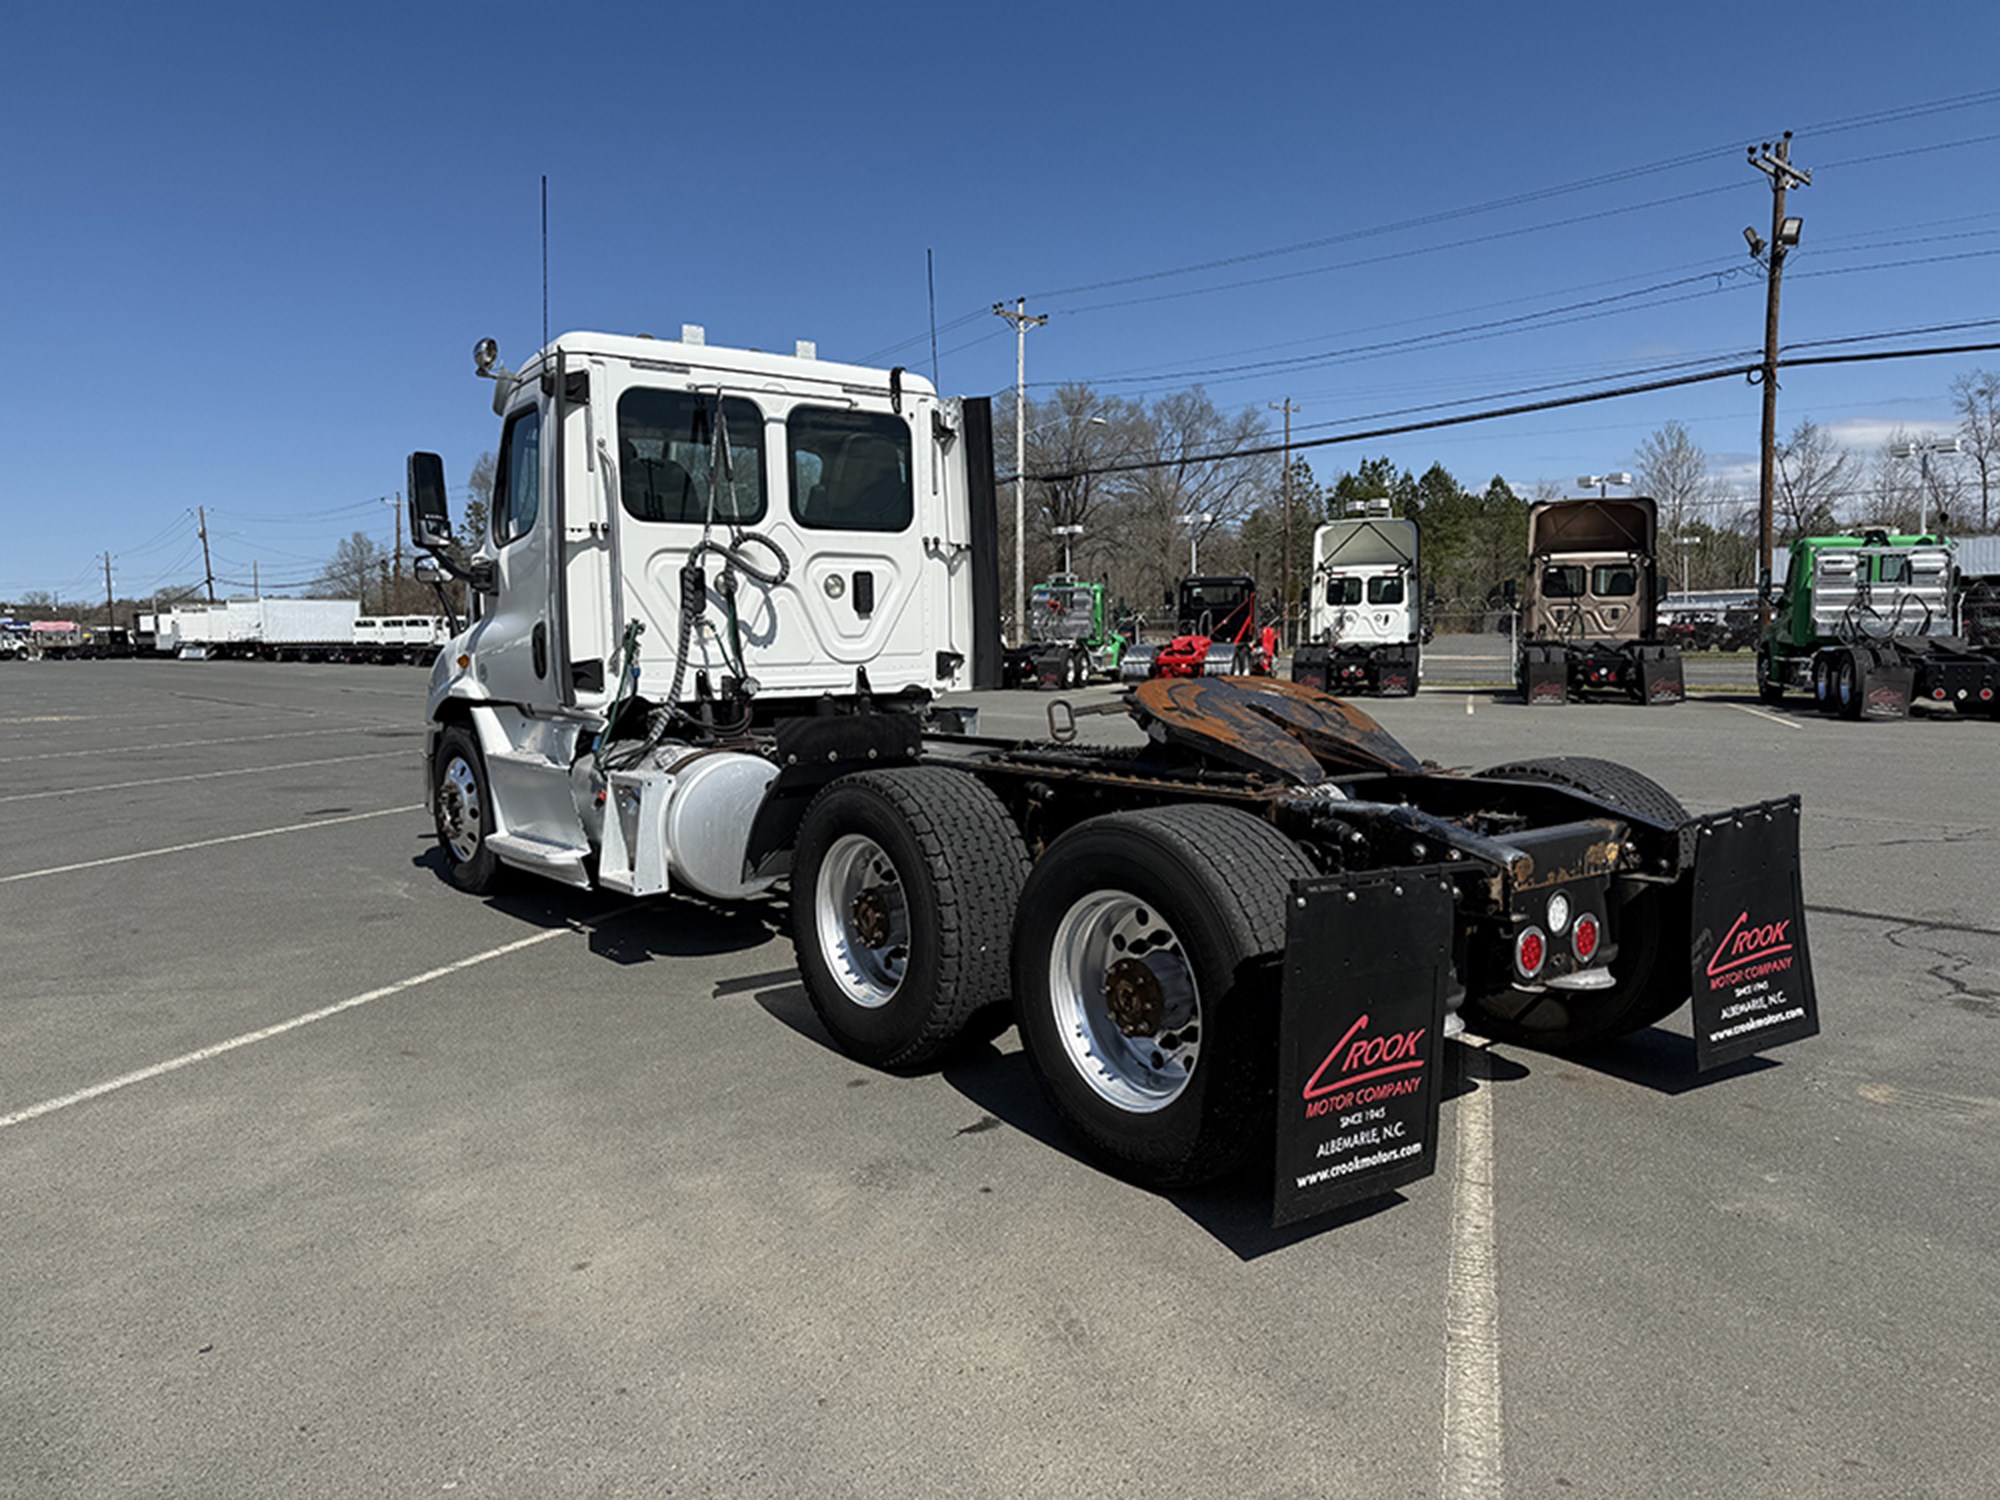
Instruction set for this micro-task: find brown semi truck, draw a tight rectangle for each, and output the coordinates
[1516,496,1684,706]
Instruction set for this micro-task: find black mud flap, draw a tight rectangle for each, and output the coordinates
[1378,646,1418,697]
[1274,867,1453,1227]
[1860,658,1915,719]
[1688,797,1820,1070]
[1640,648,1684,705]
[1290,644,1330,693]
[1522,647,1567,706]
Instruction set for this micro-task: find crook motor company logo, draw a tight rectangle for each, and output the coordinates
[1705,910,1796,989]
[1302,1013,1427,1118]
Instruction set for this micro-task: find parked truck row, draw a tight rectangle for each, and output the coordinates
[137,600,449,663]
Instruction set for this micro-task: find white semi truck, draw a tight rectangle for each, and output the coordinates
[1289,518,1422,697]
[403,328,1819,1223]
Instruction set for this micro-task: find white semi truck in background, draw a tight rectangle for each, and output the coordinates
[1289,516,1423,697]
[400,327,1818,1223]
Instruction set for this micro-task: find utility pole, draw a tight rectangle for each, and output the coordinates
[394,491,404,583]
[1269,398,1300,645]
[1749,132,1811,628]
[197,505,216,602]
[253,560,261,599]
[101,551,114,627]
[993,298,1046,644]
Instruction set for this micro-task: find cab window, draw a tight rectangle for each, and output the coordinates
[492,408,541,546]
[1875,555,1912,585]
[1367,574,1405,605]
[618,390,766,524]
[1327,578,1362,606]
[1543,565,1586,599]
[1591,564,1638,597]
[790,409,912,532]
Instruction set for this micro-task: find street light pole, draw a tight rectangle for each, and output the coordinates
[993,299,1046,645]
[1748,133,1811,628]
[1890,437,1962,534]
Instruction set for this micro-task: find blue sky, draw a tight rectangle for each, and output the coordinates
[5,0,1998,603]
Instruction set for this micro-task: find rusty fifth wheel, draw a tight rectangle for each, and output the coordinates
[791,768,1028,1071]
[1012,804,1315,1187]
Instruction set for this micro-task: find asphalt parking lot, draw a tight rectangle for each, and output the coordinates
[3,660,1997,1498]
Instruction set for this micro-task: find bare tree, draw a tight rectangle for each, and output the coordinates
[1951,370,2000,530]
[1774,420,1856,540]
[314,532,385,605]
[1633,420,1714,539]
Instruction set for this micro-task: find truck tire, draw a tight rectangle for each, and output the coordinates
[1010,805,1316,1188]
[433,724,504,894]
[791,768,1029,1071]
[1756,651,1786,705]
[1811,653,1837,713]
[1834,649,1865,720]
[1464,756,1691,1051]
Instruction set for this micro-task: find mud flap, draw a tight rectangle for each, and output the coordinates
[1377,646,1418,697]
[1639,647,1684,705]
[1687,796,1820,1070]
[1290,644,1330,693]
[1522,647,1567,705]
[1860,655,1915,719]
[1274,867,1453,1227]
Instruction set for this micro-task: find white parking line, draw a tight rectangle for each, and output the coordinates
[0,928,576,1130]
[0,751,411,804]
[0,805,422,884]
[0,723,408,764]
[1719,702,1801,731]
[1441,1038,1504,1499]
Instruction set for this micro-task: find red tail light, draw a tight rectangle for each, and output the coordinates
[1572,914,1601,962]
[1516,926,1547,978]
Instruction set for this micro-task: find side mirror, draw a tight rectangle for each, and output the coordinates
[1756,572,1774,604]
[1502,578,1518,603]
[1161,589,1173,607]
[414,556,445,585]
[468,558,498,595]
[406,452,453,550]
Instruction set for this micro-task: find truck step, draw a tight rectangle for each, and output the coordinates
[485,832,592,889]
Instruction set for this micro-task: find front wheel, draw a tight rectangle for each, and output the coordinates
[1011,805,1315,1187]
[1757,652,1786,705]
[433,724,504,893]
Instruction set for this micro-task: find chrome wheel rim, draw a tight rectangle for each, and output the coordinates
[815,834,909,1008]
[439,754,482,861]
[1048,890,1201,1113]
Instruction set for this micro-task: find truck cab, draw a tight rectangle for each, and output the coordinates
[1291,517,1421,695]
[406,330,998,890]
[1517,497,1682,705]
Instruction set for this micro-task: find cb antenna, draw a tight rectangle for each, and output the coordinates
[541,174,549,348]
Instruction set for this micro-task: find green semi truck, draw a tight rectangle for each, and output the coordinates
[1756,529,2000,720]
[1004,576,1128,689]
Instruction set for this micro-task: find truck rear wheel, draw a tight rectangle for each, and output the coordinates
[1010,806,1315,1187]
[1463,757,1691,1051]
[433,724,504,894]
[1834,649,1865,720]
[791,768,1029,1071]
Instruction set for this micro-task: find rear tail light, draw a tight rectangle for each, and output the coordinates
[1515,926,1547,979]
[1933,688,1947,700]
[1982,688,1995,702]
[1572,913,1601,963]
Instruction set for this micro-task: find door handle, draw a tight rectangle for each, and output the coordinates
[853,571,875,616]
[532,621,548,679]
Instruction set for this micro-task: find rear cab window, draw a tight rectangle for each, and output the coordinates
[789,409,912,531]
[1591,564,1638,597]
[1367,574,1405,605]
[617,390,766,524]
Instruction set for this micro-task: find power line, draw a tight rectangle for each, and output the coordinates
[1016,341,2000,485]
